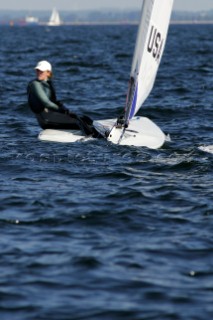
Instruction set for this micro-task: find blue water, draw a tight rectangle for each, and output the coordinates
[0,24,212,320]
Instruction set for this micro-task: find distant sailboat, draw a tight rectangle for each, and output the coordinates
[25,16,39,25]
[47,8,62,26]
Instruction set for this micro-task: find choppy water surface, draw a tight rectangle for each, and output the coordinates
[0,24,212,320]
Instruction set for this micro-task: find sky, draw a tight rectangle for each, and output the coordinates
[0,0,212,12]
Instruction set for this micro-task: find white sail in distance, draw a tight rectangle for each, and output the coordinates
[125,0,174,123]
[48,8,62,26]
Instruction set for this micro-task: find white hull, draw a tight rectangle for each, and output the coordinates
[38,129,86,143]
[198,145,213,154]
[38,117,166,149]
[94,116,166,149]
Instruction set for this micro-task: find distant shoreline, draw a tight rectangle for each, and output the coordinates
[1,8,213,26]
[171,20,213,25]
[2,20,213,27]
[60,20,213,26]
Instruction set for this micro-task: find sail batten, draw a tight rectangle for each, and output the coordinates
[125,0,173,123]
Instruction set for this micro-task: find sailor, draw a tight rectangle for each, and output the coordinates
[27,60,98,136]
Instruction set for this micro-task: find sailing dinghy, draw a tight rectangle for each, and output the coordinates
[94,0,174,149]
[39,0,173,148]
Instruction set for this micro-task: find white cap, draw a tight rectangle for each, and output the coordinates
[35,60,52,72]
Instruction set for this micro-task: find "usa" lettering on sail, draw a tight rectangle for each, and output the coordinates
[147,26,164,62]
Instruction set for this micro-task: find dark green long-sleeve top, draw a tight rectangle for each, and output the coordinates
[27,79,60,114]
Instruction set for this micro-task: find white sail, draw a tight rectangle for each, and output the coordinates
[48,8,61,26]
[125,0,173,122]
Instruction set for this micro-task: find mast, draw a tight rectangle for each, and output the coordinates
[124,0,153,126]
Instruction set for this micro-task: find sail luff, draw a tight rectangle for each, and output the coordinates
[124,0,173,124]
[130,0,154,78]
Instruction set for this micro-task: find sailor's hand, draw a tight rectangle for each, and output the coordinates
[58,104,69,114]
[68,111,78,119]
[56,100,64,108]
